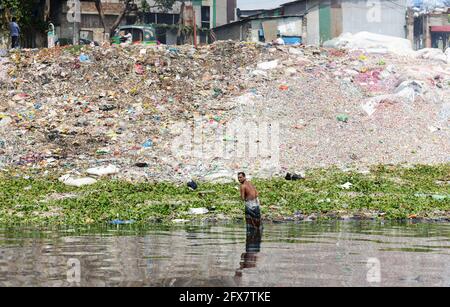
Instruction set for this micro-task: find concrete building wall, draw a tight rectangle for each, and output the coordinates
[283,1,307,15]
[341,0,408,38]
[166,30,178,45]
[330,0,343,38]
[196,0,233,28]
[319,0,332,43]
[277,17,304,36]
[214,21,249,41]
[194,3,202,27]
[429,14,449,26]
[306,0,320,45]
[214,16,303,42]
[215,0,229,27]
[56,0,126,43]
[227,0,237,23]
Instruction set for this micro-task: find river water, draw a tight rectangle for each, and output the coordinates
[0,221,449,287]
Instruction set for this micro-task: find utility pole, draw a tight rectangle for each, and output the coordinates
[68,0,81,45]
[73,20,80,45]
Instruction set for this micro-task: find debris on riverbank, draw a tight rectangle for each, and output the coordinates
[0,41,449,183]
[0,164,449,226]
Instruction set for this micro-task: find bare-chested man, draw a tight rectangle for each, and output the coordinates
[238,172,261,229]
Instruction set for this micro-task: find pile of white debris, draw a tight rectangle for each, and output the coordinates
[324,31,450,64]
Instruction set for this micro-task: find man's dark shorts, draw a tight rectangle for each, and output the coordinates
[245,198,261,219]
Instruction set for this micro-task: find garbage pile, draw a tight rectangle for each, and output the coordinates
[323,31,416,57]
[325,31,450,64]
[0,39,449,183]
[0,42,273,180]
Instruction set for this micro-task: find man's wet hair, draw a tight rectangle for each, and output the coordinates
[238,172,246,177]
[12,17,16,22]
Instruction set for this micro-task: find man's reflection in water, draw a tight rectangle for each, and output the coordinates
[234,223,263,285]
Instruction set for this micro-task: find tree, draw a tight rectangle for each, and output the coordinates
[1,0,32,27]
[141,0,192,43]
[141,0,178,13]
[90,0,176,38]
[81,0,133,38]
[91,0,187,38]
[1,0,48,47]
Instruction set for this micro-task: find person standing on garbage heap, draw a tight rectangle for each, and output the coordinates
[9,17,20,49]
[238,172,262,229]
[273,34,285,45]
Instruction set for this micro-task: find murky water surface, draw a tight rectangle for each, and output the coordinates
[0,221,449,286]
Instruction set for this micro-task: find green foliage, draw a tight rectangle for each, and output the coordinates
[0,164,449,226]
[0,0,47,33]
[141,0,178,13]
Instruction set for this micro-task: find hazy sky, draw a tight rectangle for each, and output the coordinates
[237,0,289,10]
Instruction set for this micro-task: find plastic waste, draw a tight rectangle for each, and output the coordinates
[340,182,353,189]
[58,175,97,187]
[135,162,149,168]
[110,219,135,225]
[323,32,414,56]
[416,48,448,63]
[288,48,303,56]
[86,165,119,177]
[96,148,111,155]
[257,60,279,70]
[134,63,145,75]
[172,219,190,223]
[142,139,153,148]
[188,208,209,215]
[337,114,349,123]
[187,180,198,190]
[414,193,448,201]
[285,173,304,181]
[79,53,90,63]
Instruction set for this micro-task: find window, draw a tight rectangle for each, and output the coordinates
[144,29,155,40]
[121,28,132,36]
[80,30,93,41]
[157,13,175,25]
[146,13,179,25]
[201,6,210,29]
[145,13,156,24]
[132,29,143,42]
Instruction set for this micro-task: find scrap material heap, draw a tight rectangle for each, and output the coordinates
[0,38,449,182]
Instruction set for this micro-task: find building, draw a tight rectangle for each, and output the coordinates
[214,1,305,43]
[215,0,410,46]
[236,9,271,20]
[289,0,409,45]
[187,0,238,44]
[142,0,237,44]
[49,0,236,45]
[213,15,305,44]
[411,6,450,50]
[49,0,130,44]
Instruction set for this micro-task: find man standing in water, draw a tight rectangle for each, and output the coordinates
[238,172,261,229]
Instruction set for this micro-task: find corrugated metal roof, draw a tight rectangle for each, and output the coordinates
[213,14,304,30]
